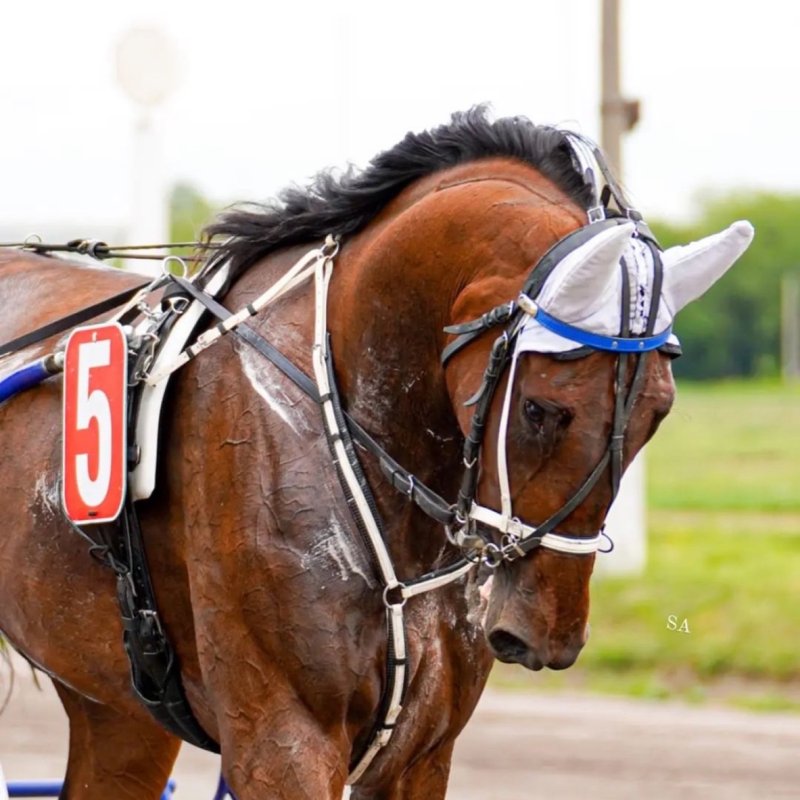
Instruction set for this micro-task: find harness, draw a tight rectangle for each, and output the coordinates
[0,133,676,784]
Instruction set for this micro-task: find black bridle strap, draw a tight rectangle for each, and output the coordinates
[514,451,612,554]
[525,240,666,551]
[0,282,150,357]
[171,277,456,527]
[441,219,627,368]
[610,258,633,495]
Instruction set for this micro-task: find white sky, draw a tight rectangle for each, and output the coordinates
[0,0,796,236]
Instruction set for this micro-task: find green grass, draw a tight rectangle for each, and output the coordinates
[491,380,800,711]
[493,520,800,710]
[647,379,800,511]
[587,524,800,681]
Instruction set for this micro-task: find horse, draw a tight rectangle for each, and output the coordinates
[0,108,752,799]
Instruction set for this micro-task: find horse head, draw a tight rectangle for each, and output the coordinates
[316,116,752,680]
[445,214,754,671]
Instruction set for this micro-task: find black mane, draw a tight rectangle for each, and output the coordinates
[204,106,593,279]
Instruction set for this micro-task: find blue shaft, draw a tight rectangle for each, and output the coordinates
[6,781,62,797]
[0,359,51,404]
[212,773,237,799]
[7,779,176,799]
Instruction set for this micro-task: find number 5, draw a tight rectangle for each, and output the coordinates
[74,340,112,507]
[63,322,127,525]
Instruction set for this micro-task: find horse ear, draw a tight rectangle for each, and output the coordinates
[539,222,635,320]
[661,221,754,314]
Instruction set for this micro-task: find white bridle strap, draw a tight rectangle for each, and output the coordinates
[495,345,519,521]
[561,132,605,222]
[480,312,604,557]
[469,503,603,555]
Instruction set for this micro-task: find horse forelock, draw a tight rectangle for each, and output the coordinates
[202,106,595,282]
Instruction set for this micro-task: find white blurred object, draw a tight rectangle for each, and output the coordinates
[0,760,8,800]
[116,27,178,110]
[596,451,646,576]
[115,27,179,276]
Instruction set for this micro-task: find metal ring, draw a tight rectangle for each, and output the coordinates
[321,234,341,259]
[382,583,407,609]
[444,524,458,546]
[481,542,504,570]
[23,233,43,246]
[161,255,189,278]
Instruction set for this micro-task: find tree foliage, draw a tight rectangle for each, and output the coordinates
[167,182,219,273]
[169,182,217,244]
[652,192,800,379]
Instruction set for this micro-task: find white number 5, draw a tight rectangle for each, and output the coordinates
[74,340,112,507]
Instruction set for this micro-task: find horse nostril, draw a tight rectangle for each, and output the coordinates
[488,628,531,664]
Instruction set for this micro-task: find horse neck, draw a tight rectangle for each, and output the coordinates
[326,160,585,566]
[327,220,463,566]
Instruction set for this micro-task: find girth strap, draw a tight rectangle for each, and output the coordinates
[113,497,220,752]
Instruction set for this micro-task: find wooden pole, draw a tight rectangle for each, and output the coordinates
[596,0,645,577]
[600,0,639,175]
[601,0,623,173]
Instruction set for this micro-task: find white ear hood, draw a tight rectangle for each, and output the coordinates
[514,218,753,356]
[537,222,636,321]
[662,220,754,314]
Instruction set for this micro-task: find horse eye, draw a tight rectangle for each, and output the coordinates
[523,399,546,428]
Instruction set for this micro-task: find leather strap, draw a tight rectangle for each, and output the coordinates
[0,283,149,356]
[113,498,220,753]
[171,276,457,527]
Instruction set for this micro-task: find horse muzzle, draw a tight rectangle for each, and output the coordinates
[486,619,589,671]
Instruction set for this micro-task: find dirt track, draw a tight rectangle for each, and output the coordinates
[2,657,799,799]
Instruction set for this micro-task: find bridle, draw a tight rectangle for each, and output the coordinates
[441,215,669,568]
[380,132,676,569]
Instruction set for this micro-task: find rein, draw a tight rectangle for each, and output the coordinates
[0,237,214,261]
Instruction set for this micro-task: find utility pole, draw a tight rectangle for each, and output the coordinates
[600,0,639,175]
[597,0,644,577]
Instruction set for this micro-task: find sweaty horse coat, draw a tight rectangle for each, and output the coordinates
[0,109,751,799]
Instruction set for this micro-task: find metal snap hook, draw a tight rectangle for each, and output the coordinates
[501,528,526,560]
[598,526,615,554]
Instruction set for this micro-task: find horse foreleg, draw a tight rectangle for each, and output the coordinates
[220,698,349,800]
[350,740,455,800]
[53,680,181,800]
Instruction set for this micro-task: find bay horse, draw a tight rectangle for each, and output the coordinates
[0,108,752,799]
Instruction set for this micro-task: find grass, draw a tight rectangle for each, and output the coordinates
[491,379,800,711]
[647,379,800,511]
